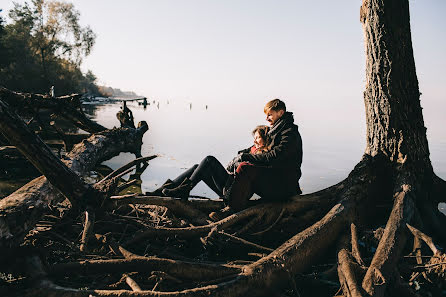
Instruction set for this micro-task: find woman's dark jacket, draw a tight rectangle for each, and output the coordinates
[240,112,303,182]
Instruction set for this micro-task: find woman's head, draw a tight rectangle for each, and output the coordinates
[252,125,270,150]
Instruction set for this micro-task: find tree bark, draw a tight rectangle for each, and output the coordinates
[361,0,431,172]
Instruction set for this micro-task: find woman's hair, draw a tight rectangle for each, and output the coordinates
[252,125,270,153]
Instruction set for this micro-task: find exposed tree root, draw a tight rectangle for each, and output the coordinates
[362,185,415,297]
[124,204,271,245]
[48,256,241,281]
[111,196,214,226]
[337,248,365,297]
[350,223,365,267]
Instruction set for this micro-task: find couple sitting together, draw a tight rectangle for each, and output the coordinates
[147,99,303,220]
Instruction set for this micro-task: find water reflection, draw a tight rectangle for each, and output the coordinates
[82,100,446,198]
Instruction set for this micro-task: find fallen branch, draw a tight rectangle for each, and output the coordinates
[351,223,365,267]
[406,224,440,256]
[111,196,213,225]
[80,208,96,252]
[217,231,274,253]
[98,155,157,184]
[48,257,241,281]
[124,204,269,245]
[123,273,142,292]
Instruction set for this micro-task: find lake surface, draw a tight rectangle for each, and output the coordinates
[83,99,446,201]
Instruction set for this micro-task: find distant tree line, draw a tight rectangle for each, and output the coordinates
[98,86,139,98]
[0,0,103,96]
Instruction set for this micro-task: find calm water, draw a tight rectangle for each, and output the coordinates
[83,99,446,200]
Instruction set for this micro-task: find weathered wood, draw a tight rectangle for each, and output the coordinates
[0,117,148,248]
[337,249,365,297]
[0,87,106,133]
[350,223,365,267]
[406,224,440,256]
[48,257,241,281]
[123,274,142,292]
[0,99,92,207]
[362,186,415,297]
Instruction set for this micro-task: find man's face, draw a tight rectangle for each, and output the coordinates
[265,109,284,126]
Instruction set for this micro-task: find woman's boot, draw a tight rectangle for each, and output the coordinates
[145,179,174,196]
[162,178,193,200]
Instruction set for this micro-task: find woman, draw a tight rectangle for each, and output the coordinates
[148,125,270,200]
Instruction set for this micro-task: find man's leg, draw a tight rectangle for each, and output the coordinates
[251,168,299,201]
[225,164,259,211]
[226,166,298,210]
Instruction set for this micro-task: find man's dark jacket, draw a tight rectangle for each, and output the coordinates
[241,111,303,185]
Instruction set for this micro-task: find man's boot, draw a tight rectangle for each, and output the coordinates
[162,178,193,200]
[145,179,174,196]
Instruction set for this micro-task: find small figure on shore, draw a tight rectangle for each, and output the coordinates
[49,85,55,98]
[116,101,135,128]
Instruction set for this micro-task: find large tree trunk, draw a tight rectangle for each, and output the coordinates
[361,0,431,172]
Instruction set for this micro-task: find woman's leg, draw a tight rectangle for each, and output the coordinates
[189,156,229,197]
[171,164,198,186]
[146,164,198,195]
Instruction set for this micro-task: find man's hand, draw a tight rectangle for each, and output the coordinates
[240,153,252,162]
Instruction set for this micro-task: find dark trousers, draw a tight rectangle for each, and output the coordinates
[171,155,229,197]
[226,165,300,211]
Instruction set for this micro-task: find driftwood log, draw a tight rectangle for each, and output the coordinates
[1,1,446,296]
[0,95,148,248]
[0,87,106,133]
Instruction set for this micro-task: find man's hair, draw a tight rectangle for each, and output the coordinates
[264,99,286,113]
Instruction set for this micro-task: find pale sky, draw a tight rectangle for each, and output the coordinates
[1,1,444,104]
[1,0,445,150]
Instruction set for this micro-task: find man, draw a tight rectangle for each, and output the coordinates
[211,99,302,219]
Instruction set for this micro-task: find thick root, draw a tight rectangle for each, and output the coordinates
[337,249,365,297]
[124,204,270,245]
[362,185,415,297]
[48,257,241,281]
